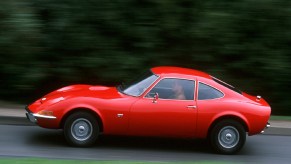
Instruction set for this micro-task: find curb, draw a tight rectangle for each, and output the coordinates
[0,107,26,118]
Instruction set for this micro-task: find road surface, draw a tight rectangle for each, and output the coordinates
[0,124,291,163]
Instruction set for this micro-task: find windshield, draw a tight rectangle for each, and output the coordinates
[118,70,159,96]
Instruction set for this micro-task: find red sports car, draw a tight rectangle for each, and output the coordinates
[26,66,271,154]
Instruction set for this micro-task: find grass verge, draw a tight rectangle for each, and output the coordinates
[271,115,291,121]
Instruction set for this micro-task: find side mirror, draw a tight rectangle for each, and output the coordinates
[152,92,159,103]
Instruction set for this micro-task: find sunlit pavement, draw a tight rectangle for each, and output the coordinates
[0,106,25,117]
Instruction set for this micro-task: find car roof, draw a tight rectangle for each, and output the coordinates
[151,66,211,79]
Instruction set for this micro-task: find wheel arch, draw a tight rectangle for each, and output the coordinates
[207,115,249,138]
[60,107,104,133]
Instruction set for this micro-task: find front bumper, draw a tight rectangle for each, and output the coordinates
[26,112,37,123]
[25,106,57,124]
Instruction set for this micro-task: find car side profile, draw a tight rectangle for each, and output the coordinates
[26,66,271,154]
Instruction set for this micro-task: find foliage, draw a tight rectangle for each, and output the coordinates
[0,0,290,114]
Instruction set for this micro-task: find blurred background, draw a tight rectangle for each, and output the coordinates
[0,0,290,115]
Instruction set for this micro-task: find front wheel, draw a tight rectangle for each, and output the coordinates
[64,112,99,147]
[209,119,246,154]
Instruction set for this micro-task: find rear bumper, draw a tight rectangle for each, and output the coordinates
[266,122,271,128]
[261,122,270,133]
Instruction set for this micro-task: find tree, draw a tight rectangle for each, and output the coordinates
[0,0,291,114]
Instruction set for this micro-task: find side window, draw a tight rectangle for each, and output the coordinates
[146,78,195,100]
[198,82,224,100]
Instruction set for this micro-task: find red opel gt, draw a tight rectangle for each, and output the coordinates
[26,66,271,154]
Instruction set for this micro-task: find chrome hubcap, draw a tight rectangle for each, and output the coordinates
[226,133,232,140]
[71,118,93,141]
[79,126,85,132]
[218,126,239,149]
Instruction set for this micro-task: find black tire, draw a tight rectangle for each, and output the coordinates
[209,119,246,154]
[64,112,99,147]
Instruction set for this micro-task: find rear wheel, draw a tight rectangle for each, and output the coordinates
[209,119,246,154]
[64,112,99,147]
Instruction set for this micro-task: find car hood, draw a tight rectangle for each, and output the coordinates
[40,84,122,104]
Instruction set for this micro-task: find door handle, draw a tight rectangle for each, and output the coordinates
[187,105,197,109]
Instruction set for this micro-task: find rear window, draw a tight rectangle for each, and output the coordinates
[212,76,242,94]
[198,82,224,100]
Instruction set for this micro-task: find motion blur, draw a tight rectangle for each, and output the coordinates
[0,0,290,115]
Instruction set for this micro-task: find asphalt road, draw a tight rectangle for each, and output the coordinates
[0,124,291,163]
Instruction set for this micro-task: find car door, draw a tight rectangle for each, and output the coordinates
[128,78,197,138]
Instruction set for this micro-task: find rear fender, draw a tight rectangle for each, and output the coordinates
[206,112,249,138]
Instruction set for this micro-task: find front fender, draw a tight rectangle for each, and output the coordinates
[51,97,104,128]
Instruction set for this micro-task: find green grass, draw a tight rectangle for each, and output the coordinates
[270,115,291,121]
[0,158,233,164]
